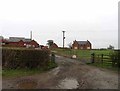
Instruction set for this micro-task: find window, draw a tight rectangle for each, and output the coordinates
[81,47,83,49]
[87,47,90,49]
[24,43,26,46]
[2,43,5,45]
[33,45,35,47]
[26,44,31,48]
[74,47,78,49]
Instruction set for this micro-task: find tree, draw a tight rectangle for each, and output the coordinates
[107,45,114,50]
[47,40,54,47]
[68,42,72,49]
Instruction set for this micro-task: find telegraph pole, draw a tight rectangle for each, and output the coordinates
[62,31,65,48]
[30,31,32,40]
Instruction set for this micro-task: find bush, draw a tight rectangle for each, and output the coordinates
[2,48,50,69]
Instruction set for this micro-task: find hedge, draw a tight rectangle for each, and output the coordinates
[2,48,50,69]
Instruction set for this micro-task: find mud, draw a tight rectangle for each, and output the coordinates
[2,55,118,89]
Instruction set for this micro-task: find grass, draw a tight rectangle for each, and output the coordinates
[2,47,56,78]
[52,48,113,60]
[47,61,58,69]
[2,48,117,77]
[2,68,43,78]
[52,48,118,70]
[2,61,58,78]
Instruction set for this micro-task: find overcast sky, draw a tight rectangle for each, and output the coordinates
[0,0,119,49]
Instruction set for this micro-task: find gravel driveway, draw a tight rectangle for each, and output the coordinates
[2,55,118,89]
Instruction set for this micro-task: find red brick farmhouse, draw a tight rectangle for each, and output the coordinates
[72,40,92,49]
[1,37,39,48]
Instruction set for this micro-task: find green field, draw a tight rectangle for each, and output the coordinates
[52,48,113,60]
[52,48,118,70]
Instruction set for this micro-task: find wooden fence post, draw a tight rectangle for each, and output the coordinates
[111,53,116,67]
[91,53,95,63]
[101,54,104,67]
[101,54,103,64]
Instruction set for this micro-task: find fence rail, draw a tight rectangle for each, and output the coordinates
[91,53,119,67]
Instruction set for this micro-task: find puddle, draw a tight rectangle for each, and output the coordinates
[17,79,37,89]
[58,78,79,89]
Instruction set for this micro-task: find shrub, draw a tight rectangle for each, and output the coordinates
[2,48,50,69]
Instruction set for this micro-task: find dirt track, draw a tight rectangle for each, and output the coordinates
[2,55,118,89]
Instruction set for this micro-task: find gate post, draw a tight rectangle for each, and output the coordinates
[101,54,103,64]
[91,53,95,63]
[51,52,55,63]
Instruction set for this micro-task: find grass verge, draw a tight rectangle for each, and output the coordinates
[2,61,58,78]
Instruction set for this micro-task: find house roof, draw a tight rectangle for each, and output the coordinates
[7,37,32,42]
[77,41,87,45]
[50,43,58,48]
[23,39,32,42]
[76,40,90,45]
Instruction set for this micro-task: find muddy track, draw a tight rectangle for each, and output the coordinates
[2,55,118,89]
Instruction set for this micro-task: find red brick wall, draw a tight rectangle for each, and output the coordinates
[72,41,79,49]
[72,41,92,50]
[18,40,24,47]
[30,40,39,48]
[4,40,39,48]
[50,43,58,49]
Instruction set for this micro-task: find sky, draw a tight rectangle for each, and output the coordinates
[0,0,119,49]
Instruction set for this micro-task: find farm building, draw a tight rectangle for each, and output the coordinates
[1,37,39,48]
[72,40,92,50]
[40,45,49,49]
[50,43,58,49]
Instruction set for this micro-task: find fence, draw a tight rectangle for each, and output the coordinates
[91,53,119,68]
[53,48,119,68]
